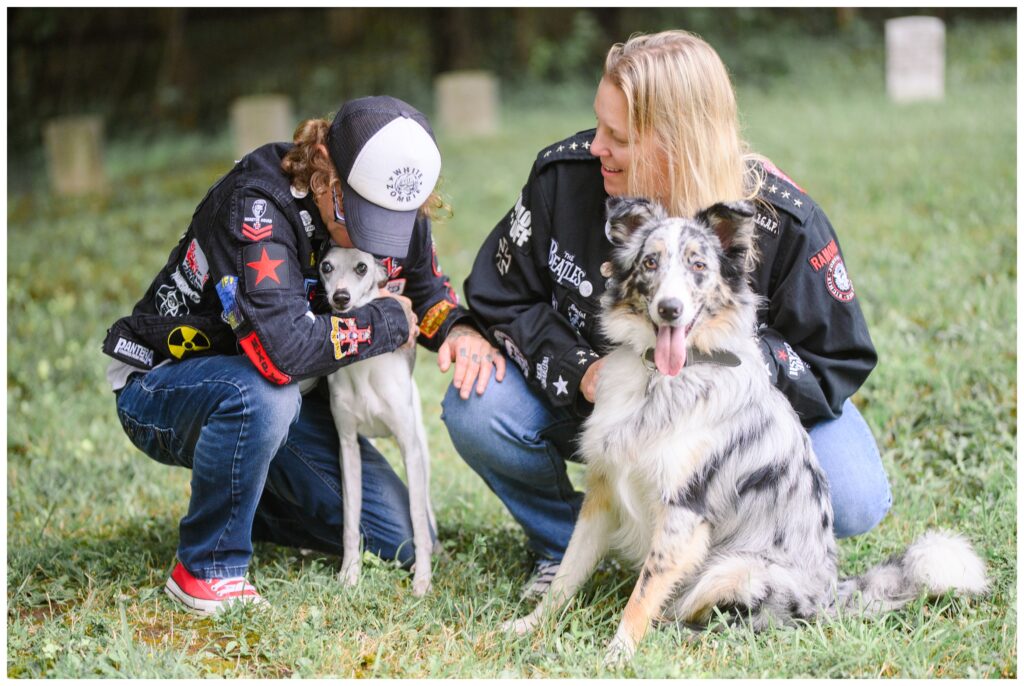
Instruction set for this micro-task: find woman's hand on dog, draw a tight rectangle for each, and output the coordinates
[380,289,419,348]
[580,357,606,403]
[437,324,506,398]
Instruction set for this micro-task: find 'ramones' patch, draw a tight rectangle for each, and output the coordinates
[808,239,839,272]
[826,256,855,302]
[167,325,211,359]
[809,239,854,302]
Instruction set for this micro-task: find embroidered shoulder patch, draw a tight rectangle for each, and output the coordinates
[242,196,276,241]
[536,130,596,168]
[808,239,855,302]
[753,211,780,236]
[759,161,813,224]
[181,238,210,291]
[244,243,289,291]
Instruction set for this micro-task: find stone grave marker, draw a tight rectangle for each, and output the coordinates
[435,70,499,137]
[886,16,945,102]
[44,115,108,196]
[231,94,295,158]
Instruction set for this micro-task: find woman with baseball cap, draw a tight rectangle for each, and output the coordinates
[104,95,502,614]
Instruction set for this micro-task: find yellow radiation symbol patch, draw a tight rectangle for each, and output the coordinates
[167,325,212,359]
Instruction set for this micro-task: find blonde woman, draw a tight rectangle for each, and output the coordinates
[105,96,499,614]
[442,31,889,597]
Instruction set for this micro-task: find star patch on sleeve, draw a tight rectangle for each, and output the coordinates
[243,243,289,291]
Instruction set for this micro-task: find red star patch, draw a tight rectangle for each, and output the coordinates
[775,348,789,362]
[247,247,284,285]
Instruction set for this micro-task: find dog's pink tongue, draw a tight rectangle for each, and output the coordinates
[654,324,687,376]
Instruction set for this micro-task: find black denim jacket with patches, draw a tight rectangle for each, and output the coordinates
[103,143,470,385]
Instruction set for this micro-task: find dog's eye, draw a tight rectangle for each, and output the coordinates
[320,261,333,275]
[355,262,368,276]
[643,256,659,271]
[692,261,706,272]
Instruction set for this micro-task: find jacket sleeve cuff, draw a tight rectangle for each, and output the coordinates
[551,345,601,416]
[368,297,411,351]
[422,305,475,351]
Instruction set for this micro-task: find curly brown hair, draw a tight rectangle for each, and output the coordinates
[280,117,451,222]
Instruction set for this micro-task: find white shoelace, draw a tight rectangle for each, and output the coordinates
[209,577,256,597]
[521,561,560,599]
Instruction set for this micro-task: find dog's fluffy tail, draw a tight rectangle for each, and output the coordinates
[831,530,988,616]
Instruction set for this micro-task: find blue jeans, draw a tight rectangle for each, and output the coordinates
[115,355,421,579]
[441,365,891,562]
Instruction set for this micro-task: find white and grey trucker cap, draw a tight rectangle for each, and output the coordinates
[327,96,441,259]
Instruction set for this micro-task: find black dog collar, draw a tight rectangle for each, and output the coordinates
[642,347,741,372]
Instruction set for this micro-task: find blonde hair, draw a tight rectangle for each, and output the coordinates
[281,117,451,222]
[603,30,764,217]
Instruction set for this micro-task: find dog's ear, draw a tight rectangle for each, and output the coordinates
[373,258,389,289]
[605,196,665,246]
[698,200,758,275]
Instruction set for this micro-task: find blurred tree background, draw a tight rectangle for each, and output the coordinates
[7,6,1014,182]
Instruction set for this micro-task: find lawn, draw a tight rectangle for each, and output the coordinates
[6,21,1016,678]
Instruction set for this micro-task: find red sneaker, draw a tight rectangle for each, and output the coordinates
[164,561,267,615]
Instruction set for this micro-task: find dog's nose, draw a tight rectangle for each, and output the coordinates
[657,298,683,322]
[332,289,351,309]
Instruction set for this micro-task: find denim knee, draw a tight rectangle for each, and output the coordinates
[441,379,533,472]
[811,399,892,539]
[833,480,892,538]
[242,378,302,440]
[440,381,493,464]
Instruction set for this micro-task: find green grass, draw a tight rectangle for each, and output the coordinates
[7,21,1016,677]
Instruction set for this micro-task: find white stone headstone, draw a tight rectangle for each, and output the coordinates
[44,115,108,197]
[435,70,499,137]
[230,95,295,158]
[886,16,945,103]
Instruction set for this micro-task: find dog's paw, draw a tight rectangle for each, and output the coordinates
[501,615,536,637]
[603,635,636,667]
[412,576,432,597]
[339,564,361,587]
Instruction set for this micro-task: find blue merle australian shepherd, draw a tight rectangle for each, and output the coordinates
[504,197,988,664]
